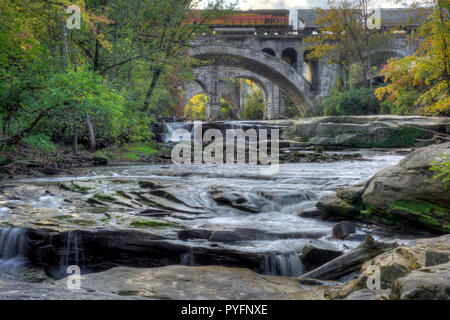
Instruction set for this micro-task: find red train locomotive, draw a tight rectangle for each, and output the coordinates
[191,9,292,34]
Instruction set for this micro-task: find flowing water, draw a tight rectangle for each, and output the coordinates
[0,228,28,279]
[0,132,430,278]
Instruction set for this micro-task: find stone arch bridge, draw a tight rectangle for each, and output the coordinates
[180,34,416,120]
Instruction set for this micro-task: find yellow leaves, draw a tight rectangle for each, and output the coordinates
[417,80,450,116]
[377,2,449,116]
[185,94,207,120]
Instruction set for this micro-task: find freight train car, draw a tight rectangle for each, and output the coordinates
[298,8,431,33]
[367,8,432,30]
[191,10,292,34]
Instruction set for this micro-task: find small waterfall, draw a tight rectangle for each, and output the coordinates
[0,227,29,279]
[62,230,84,268]
[263,253,304,277]
[47,230,86,280]
[163,122,193,143]
[180,251,195,266]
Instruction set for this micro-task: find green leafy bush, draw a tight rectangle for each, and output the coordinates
[241,90,264,120]
[379,90,420,115]
[220,99,234,119]
[321,87,380,116]
[23,134,56,154]
[430,154,450,190]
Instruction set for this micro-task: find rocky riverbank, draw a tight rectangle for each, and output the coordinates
[326,233,450,300]
[317,142,450,233]
[281,115,450,149]
[0,233,448,300]
[4,115,449,181]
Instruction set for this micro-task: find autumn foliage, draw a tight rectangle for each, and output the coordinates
[375,1,450,116]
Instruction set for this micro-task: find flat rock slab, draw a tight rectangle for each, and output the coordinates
[0,279,138,300]
[76,265,335,300]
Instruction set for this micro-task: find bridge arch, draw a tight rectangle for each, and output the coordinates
[281,48,298,70]
[184,67,284,119]
[262,48,276,57]
[189,44,312,119]
[181,79,208,113]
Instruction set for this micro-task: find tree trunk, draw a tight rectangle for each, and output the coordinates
[85,114,96,152]
[300,236,397,280]
[143,68,161,111]
[72,123,78,153]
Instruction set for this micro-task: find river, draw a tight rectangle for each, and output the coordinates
[1,147,432,280]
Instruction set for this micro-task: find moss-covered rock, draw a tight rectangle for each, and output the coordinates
[316,194,359,218]
[361,143,450,232]
[319,143,450,233]
[130,220,175,228]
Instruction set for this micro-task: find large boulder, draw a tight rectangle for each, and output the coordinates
[301,240,342,271]
[328,234,450,299]
[317,143,450,233]
[332,221,356,240]
[392,262,450,300]
[316,194,359,218]
[361,143,450,232]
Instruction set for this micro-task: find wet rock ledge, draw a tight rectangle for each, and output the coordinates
[281,116,450,149]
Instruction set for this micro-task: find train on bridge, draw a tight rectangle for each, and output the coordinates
[191,8,429,35]
[190,9,293,34]
[298,8,431,33]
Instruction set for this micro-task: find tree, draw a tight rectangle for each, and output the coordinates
[38,66,125,152]
[375,0,449,116]
[0,0,236,157]
[185,94,207,120]
[304,0,390,90]
[241,89,264,120]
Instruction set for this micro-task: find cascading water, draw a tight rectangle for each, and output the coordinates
[163,122,193,143]
[180,251,195,266]
[0,227,29,279]
[63,230,84,268]
[161,121,286,143]
[263,253,304,277]
[48,230,86,279]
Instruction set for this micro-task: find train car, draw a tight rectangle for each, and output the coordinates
[298,8,431,33]
[298,9,360,33]
[367,8,432,30]
[191,10,292,34]
[297,9,323,31]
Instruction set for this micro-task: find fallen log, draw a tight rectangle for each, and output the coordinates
[299,235,397,281]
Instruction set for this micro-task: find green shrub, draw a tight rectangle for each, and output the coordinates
[23,134,56,154]
[379,90,419,115]
[430,154,450,190]
[321,87,380,116]
[220,99,234,119]
[241,90,264,120]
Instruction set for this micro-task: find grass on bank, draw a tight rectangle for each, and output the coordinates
[94,143,159,162]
